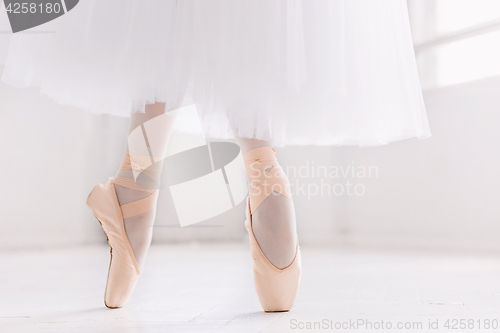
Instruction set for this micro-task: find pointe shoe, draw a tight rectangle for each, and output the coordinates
[86,153,159,309]
[243,147,301,312]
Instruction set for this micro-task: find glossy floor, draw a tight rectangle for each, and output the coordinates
[1,243,500,333]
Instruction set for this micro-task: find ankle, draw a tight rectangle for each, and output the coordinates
[236,137,273,155]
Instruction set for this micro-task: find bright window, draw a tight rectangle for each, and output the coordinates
[408,0,500,89]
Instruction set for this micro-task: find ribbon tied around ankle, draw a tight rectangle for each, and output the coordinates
[243,147,292,214]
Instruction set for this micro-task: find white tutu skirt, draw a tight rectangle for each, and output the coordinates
[1,0,431,146]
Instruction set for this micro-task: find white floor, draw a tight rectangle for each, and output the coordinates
[1,243,500,333]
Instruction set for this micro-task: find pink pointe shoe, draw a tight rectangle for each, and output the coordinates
[86,153,159,308]
[243,147,302,312]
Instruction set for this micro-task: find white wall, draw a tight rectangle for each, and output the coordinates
[0,82,128,250]
[0,80,249,250]
[1,76,500,252]
[328,76,500,253]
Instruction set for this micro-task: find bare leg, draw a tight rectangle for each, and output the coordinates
[236,136,298,269]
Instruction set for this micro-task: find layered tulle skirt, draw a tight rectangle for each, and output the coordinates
[0,0,431,146]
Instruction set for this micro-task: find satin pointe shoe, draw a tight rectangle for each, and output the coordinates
[243,147,302,312]
[86,153,159,308]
